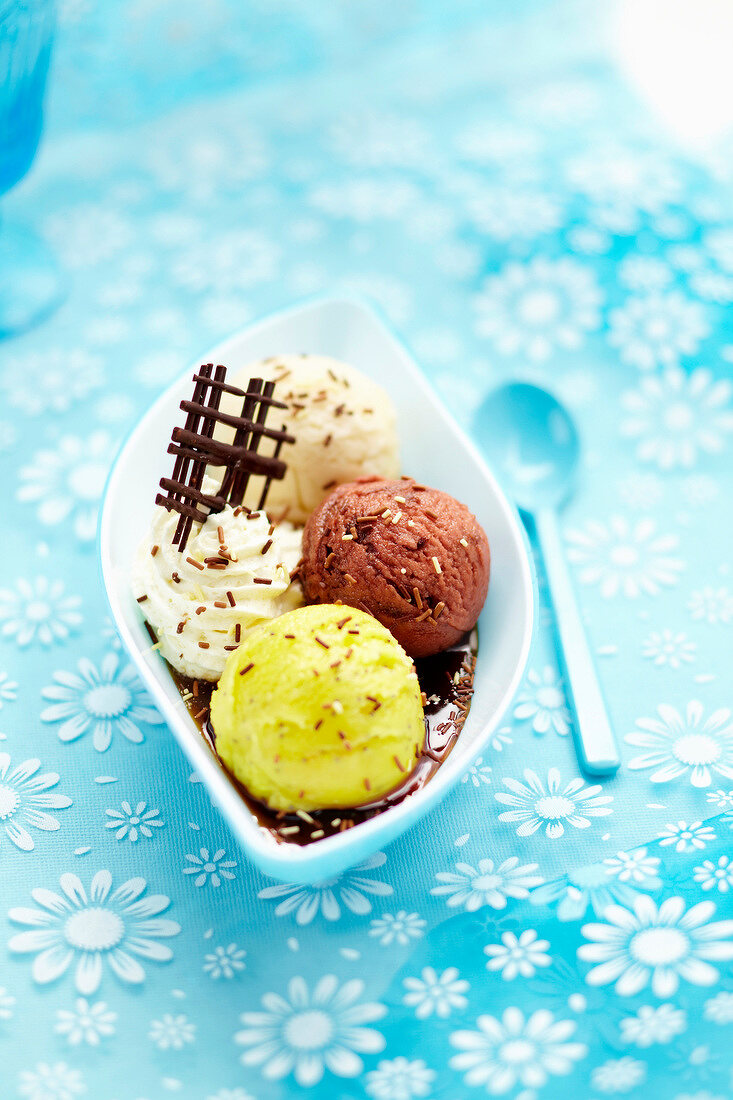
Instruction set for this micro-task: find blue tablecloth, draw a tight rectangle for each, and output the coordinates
[2,3,733,1097]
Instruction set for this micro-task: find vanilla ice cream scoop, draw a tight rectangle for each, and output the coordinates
[133,498,303,680]
[221,354,400,524]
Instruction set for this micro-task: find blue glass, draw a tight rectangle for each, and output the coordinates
[0,0,62,336]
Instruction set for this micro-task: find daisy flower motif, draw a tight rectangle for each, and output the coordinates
[473,256,602,362]
[693,856,733,893]
[206,1091,256,1100]
[604,848,662,886]
[688,586,733,625]
[149,1013,196,1050]
[329,110,431,169]
[17,431,115,542]
[484,929,552,980]
[495,768,613,839]
[620,1004,687,1047]
[0,752,72,851]
[464,186,561,242]
[105,800,163,842]
[658,821,716,852]
[55,998,116,1046]
[566,516,684,598]
[513,667,570,735]
[0,577,82,647]
[566,146,679,225]
[462,756,492,786]
[620,368,733,470]
[402,967,469,1019]
[703,991,733,1024]
[173,230,280,295]
[8,869,180,992]
[235,974,386,1087]
[578,894,733,997]
[642,630,696,669]
[2,349,102,416]
[626,701,733,788]
[182,847,237,888]
[530,853,661,923]
[0,671,18,707]
[681,474,719,507]
[0,986,15,1019]
[706,789,733,810]
[18,1062,86,1100]
[369,911,426,946]
[450,1006,587,1093]
[365,1057,435,1100]
[432,856,543,912]
[203,943,246,979]
[44,203,132,267]
[618,254,673,292]
[41,652,163,752]
[591,1056,646,1093]
[257,851,392,925]
[608,292,709,371]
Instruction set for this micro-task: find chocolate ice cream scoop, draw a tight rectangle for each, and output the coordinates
[301,477,490,658]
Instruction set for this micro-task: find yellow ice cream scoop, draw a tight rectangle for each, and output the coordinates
[210,604,425,811]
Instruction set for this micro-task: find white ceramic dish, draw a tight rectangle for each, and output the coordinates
[100,297,535,883]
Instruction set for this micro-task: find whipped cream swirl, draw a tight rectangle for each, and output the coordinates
[133,503,303,680]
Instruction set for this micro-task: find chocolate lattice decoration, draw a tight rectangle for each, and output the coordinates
[155,363,293,551]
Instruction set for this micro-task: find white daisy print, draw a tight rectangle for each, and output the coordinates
[149,1013,196,1050]
[658,821,716,852]
[203,943,246,979]
[172,230,279,294]
[402,967,469,1019]
[693,856,733,892]
[618,254,673,292]
[17,431,115,541]
[604,848,663,886]
[620,1004,687,1047]
[308,178,418,222]
[329,110,431,169]
[462,756,492,787]
[578,895,733,997]
[626,701,733,788]
[2,349,102,415]
[182,846,237,888]
[513,667,570,735]
[432,856,543,911]
[0,670,17,707]
[55,998,116,1046]
[44,202,132,267]
[608,292,708,370]
[642,630,696,668]
[0,985,15,1019]
[149,128,268,198]
[41,652,163,752]
[18,1061,86,1100]
[464,186,561,242]
[450,1006,587,1093]
[365,1057,435,1100]
[566,146,679,225]
[495,768,613,838]
[0,752,72,851]
[368,911,426,946]
[484,929,552,980]
[621,368,733,470]
[235,974,386,1087]
[530,852,662,923]
[257,851,392,924]
[474,256,602,361]
[706,789,733,810]
[105,799,163,841]
[205,1090,256,1100]
[592,1056,646,1093]
[703,991,733,1024]
[0,577,82,647]
[688,586,733,625]
[8,869,180,992]
[566,516,684,598]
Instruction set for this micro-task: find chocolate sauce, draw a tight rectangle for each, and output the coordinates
[169,632,477,846]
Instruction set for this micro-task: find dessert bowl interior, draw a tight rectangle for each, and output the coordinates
[100,296,535,883]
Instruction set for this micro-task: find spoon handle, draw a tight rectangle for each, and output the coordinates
[533,509,620,776]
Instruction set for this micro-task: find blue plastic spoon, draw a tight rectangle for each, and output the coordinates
[475,381,620,776]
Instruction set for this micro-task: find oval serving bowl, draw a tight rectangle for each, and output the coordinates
[100,296,535,883]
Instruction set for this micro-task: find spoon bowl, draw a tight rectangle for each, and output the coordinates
[474,382,580,513]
